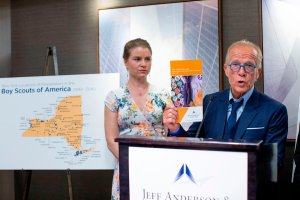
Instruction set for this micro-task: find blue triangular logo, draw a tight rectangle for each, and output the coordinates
[174,163,196,184]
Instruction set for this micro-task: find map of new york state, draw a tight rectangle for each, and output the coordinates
[22,96,83,150]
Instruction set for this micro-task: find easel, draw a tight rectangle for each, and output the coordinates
[22,170,74,200]
[43,46,59,76]
[22,47,74,200]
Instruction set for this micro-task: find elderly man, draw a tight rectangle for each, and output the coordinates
[163,39,288,168]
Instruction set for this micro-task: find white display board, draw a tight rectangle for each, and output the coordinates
[129,147,248,200]
[0,73,118,170]
[263,0,300,139]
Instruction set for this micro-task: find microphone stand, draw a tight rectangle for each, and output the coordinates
[195,95,215,138]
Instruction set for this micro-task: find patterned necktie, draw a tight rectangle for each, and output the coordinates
[223,99,244,140]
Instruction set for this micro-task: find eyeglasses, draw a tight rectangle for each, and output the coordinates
[227,63,257,73]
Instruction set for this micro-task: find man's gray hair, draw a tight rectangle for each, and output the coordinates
[225,39,263,69]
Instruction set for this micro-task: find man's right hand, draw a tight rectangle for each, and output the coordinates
[163,103,180,133]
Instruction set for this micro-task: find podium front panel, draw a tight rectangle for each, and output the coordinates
[116,136,274,200]
[129,147,247,200]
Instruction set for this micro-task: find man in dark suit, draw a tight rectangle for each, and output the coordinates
[163,39,288,168]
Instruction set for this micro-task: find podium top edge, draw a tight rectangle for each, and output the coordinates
[115,135,264,151]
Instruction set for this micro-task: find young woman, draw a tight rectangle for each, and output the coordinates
[104,38,170,200]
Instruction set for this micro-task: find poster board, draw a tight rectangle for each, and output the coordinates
[262,0,300,139]
[0,73,118,170]
[99,0,220,96]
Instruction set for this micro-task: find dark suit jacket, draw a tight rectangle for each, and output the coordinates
[175,88,288,167]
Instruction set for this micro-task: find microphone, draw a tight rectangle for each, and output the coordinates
[195,94,215,138]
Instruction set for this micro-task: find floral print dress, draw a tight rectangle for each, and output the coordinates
[104,84,170,200]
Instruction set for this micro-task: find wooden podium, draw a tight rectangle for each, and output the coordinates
[116,135,277,200]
